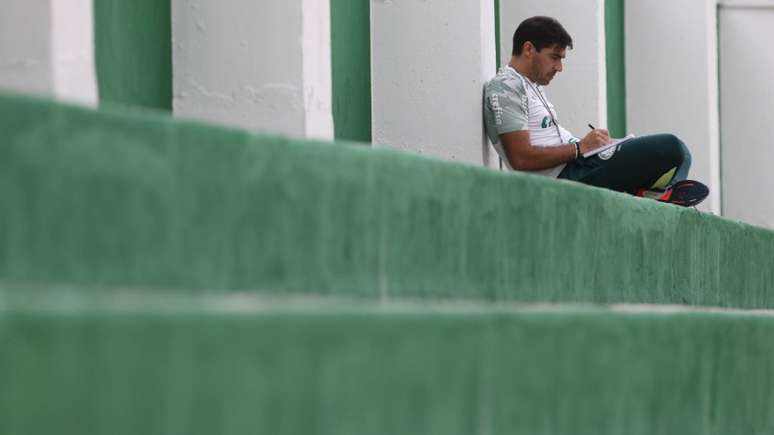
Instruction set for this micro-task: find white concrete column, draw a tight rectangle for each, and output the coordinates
[626,0,721,214]
[0,0,98,105]
[371,0,498,168]
[172,0,333,140]
[499,0,607,136]
[718,0,774,227]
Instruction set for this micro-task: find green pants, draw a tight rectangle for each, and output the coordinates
[558,134,691,194]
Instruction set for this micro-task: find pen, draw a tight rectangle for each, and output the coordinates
[588,123,595,130]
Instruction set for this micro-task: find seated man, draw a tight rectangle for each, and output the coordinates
[484,16,708,206]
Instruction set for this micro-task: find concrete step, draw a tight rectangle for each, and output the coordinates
[1,91,773,307]
[1,289,773,435]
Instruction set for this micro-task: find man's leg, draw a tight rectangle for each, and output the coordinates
[558,134,691,194]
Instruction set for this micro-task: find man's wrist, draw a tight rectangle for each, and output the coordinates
[570,139,581,160]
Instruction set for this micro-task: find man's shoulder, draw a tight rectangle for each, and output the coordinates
[485,68,526,97]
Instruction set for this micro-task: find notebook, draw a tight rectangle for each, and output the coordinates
[583,134,636,158]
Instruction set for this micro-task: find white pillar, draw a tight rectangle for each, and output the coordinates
[371,0,498,168]
[718,1,774,227]
[0,0,97,105]
[626,0,721,214]
[172,0,333,140]
[499,0,607,136]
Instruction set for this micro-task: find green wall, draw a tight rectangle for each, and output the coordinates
[330,1,372,143]
[495,0,502,68]
[94,0,172,111]
[605,0,626,137]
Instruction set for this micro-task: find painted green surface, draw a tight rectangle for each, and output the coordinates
[605,0,627,137]
[94,0,172,110]
[330,0,372,142]
[1,91,774,307]
[2,292,774,435]
[495,0,502,68]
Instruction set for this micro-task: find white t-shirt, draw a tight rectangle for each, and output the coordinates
[484,66,579,178]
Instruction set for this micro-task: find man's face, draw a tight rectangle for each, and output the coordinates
[530,44,566,85]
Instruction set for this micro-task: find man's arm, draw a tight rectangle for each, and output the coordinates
[500,129,612,171]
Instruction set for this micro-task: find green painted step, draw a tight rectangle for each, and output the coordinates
[1,290,774,435]
[1,91,774,307]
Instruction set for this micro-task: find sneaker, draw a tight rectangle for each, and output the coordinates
[636,180,709,207]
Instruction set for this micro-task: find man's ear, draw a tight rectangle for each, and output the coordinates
[522,41,535,58]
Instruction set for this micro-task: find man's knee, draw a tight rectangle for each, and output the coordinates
[656,133,689,168]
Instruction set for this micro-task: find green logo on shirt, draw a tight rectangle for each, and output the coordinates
[541,116,554,128]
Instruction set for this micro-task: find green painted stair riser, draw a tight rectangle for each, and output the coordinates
[0,92,773,307]
[1,296,773,435]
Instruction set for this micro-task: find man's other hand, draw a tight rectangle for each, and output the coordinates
[579,129,612,154]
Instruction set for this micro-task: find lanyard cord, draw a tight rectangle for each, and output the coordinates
[506,65,565,144]
[524,80,564,144]
[499,66,569,169]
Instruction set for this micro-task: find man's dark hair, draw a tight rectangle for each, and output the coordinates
[512,16,573,56]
